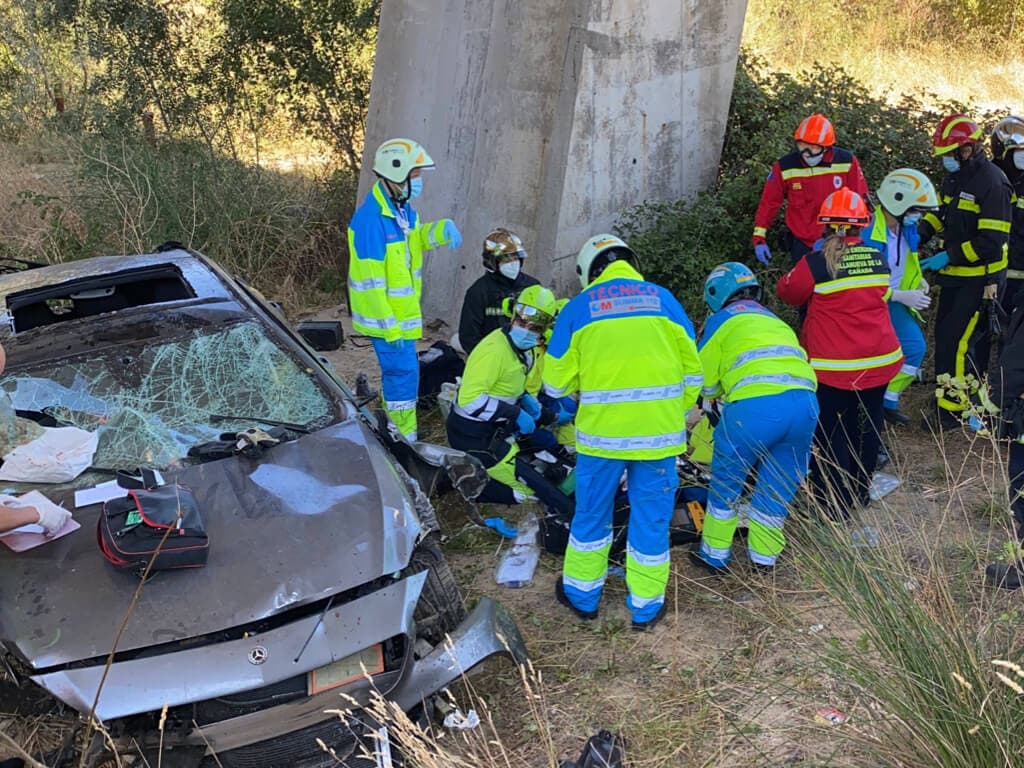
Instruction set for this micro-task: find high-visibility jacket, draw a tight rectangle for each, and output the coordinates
[347,181,452,341]
[918,156,1012,281]
[753,147,870,248]
[454,328,533,424]
[542,261,703,460]
[777,242,903,390]
[698,299,817,404]
[861,211,925,320]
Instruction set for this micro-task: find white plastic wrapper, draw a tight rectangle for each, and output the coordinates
[0,426,98,483]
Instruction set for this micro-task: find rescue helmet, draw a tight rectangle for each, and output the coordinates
[876,169,940,216]
[372,138,435,184]
[512,285,558,333]
[793,114,835,147]
[932,114,982,156]
[991,116,1024,160]
[575,234,638,288]
[704,262,762,313]
[481,228,527,272]
[544,297,571,343]
[817,187,871,227]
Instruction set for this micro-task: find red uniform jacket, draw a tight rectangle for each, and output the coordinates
[776,242,903,390]
[753,147,870,248]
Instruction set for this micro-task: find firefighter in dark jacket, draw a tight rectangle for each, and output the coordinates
[986,287,1024,589]
[917,114,1013,429]
[990,116,1024,312]
[752,113,870,265]
[457,228,539,355]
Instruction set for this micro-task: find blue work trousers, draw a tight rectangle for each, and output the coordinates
[563,454,677,623]
[884,302,926,408]
[702,390,818,567]
[371,338,420,439]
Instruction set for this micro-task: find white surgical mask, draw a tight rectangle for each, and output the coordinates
[1014,150,1024,171]
[408,177,423,199]
[942,156,961,173]
[804,152,824,167]
[498,260,521,280]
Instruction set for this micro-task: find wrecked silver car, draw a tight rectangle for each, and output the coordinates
[0,245,525,767]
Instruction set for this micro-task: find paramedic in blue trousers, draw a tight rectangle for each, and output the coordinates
[689,263,819,574]
[860,169,941,426]
[347,138,462,441]
[543,235,703,631]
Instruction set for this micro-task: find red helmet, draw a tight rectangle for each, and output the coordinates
[932,114,982,156]
[817,187,870,227]
[794,114,835,147]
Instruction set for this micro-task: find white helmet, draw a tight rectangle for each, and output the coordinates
[875,168,939,216]
[575,234,637,288]
[373,138,434,184]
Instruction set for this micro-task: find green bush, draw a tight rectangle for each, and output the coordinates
[616,52,1005,318]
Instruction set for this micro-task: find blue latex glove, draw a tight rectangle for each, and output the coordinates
[484,516,518,539]
[557,396,578,416]
[813,237,825,251]
[515,408,536,435]
[555,406,573,426]
[920,251,949,271]
[442,220,462,249]
[520,393,542,418]
[754,243,772,264]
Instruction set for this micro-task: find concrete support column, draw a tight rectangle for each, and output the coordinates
[360,0,748,324]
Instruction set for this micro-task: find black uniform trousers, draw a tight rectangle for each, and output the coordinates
[934,277,999,412]
[810,383,886,520]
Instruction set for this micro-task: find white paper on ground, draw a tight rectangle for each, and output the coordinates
[74,480,125,508]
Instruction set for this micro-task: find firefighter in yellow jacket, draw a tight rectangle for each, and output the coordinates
[544,235,703,631]
[347,138,462,440]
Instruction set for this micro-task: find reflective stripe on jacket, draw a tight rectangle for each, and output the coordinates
[861,212,925,321]
[753,147,870,247]
[776,242,903,390]
[347,181,450,341]
[698,300,817,403]
[918,157,1011,280]
[542,261,703,460]
[455,328,531,423]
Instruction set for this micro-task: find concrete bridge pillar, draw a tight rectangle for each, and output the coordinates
[360,0,749,324]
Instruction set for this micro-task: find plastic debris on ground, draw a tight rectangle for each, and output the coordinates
[814,707,847,726]
[442,708,481,730]
[808,623,825,634]
[869,472,901,501]
[850,526,880,548]
[495,513,540,588]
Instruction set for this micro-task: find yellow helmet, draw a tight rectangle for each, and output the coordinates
[373,138,434,184]
[512,285,558,331]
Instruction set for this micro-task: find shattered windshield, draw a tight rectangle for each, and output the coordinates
[0,321,336,471]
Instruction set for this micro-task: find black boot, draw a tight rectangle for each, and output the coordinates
[986,561,1024,590]
[883,406,910,427]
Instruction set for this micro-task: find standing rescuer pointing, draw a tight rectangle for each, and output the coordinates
[543,234,703,631]
[347,138,462,441]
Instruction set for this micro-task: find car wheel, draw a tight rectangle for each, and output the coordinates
[406,533,466,647]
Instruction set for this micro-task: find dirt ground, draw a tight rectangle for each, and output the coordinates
[2,306,1019,767]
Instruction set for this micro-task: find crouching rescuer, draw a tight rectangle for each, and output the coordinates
[446,285,564,506]
[543,235,703,630]
[690,263,819,573]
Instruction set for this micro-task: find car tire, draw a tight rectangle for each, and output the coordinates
[407,533,466,647]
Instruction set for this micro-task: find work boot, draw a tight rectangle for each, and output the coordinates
[986,561,1024,590]
[631,601,668,632]
[688,549,728,577]
[555,577,598,620]
[883,406,910,427]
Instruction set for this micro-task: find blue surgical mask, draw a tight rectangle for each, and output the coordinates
[408,177,423,199]
[903,212,922,226]
[509,326,540,350]
[942,156,961,173]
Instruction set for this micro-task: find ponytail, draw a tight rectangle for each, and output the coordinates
[821,233,848,279]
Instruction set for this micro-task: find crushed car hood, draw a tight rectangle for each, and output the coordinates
[0,420,421,669]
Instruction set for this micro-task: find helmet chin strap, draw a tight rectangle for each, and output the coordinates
[383,177,409,202]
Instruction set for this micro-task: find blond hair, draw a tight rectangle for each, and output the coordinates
[821,232,849,278]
